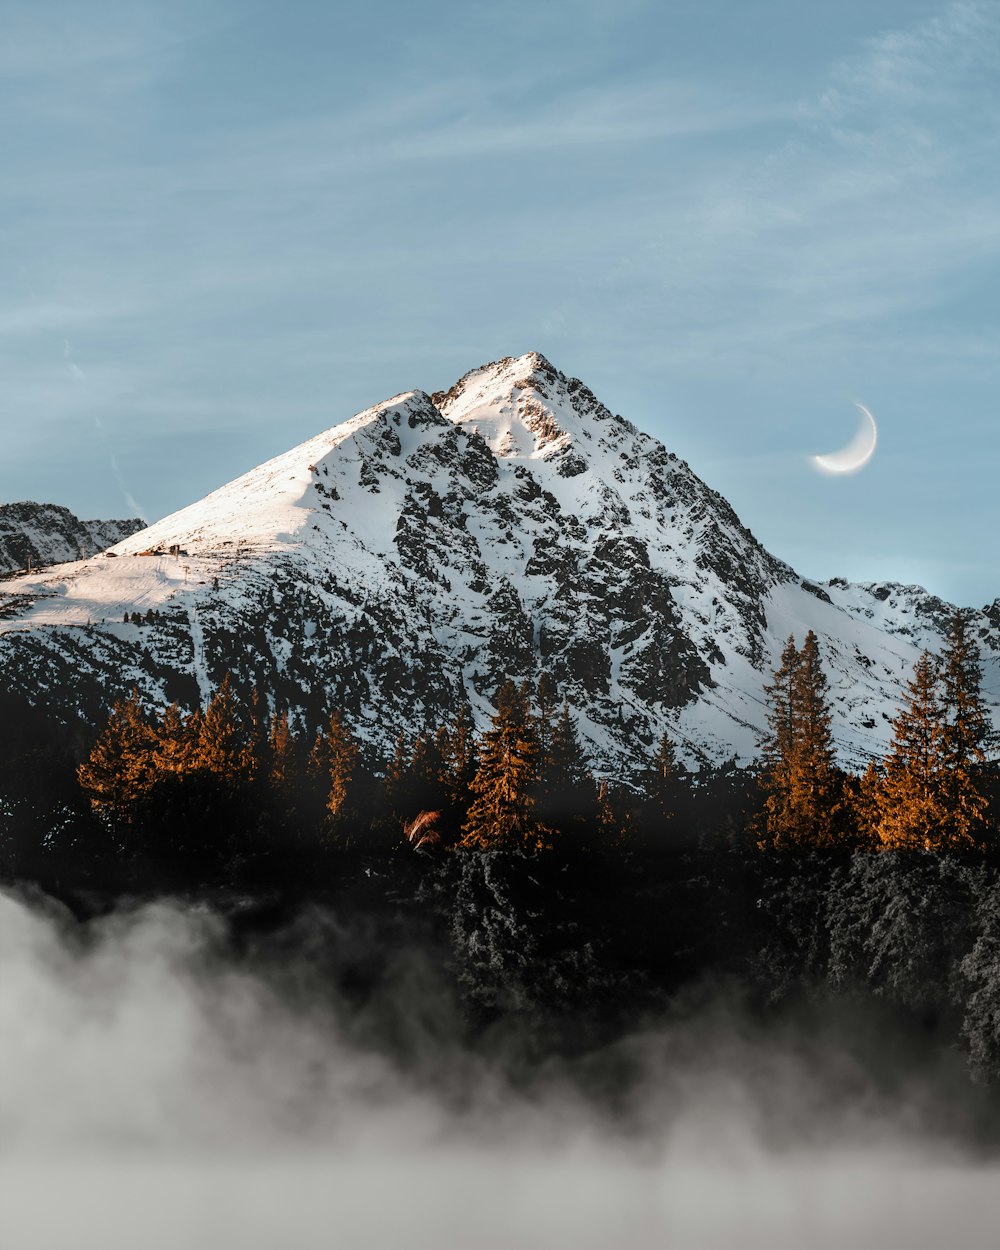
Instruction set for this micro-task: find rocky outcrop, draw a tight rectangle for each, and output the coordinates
[0,503,144,575]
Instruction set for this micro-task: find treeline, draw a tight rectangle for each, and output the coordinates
[3,608,999,890]
[70,673,683,870]
[757,610,996,851]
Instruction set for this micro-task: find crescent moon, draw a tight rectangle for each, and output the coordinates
[812,403,878,475]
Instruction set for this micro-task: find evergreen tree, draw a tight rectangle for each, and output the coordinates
[938,610,992,846]
[308,710,365,842]
[459,681,544,851]
[757,632,842,849]
[77,691,157,822]
[151,703,198,777]
[594,778,633,848]
[643,729,677,828]
[533,671,559,774]
[267,708,299,793]
[440,702,478,811]
[786,630,842,846]
[870,651,949,849]
[536,701,596,838]
[246,687,270,788]
[194,677,251,784]
[763,637,799,768]
[383,729,447,821]
[382,731,413,817]
[263,707,306,831]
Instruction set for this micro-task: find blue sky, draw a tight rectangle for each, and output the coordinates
[3,0,999,603]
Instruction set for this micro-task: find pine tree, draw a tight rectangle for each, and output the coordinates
[384,729,447,821]
[77,691,157,821]
[262,707,307,833]
[440,702,478,811]
[459,681,544,851]
[246,687,270,788]
[938,610,991,846]
[595,778,632,848]
[409,731,447,810]
[763,637,799,768]
[785,630,842,846]
[533,671,559,774]
[382,731,413,817]
[757,632,842,849]
[194,677,252,784]
[536,701,596,838]
[267,709,299,793]
[151,703,199,777]
[643,729,677,828]
[309,710,361,830]
[757,637,799,847]
[871,651,949,849]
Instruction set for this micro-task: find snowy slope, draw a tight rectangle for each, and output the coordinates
[0,503,143,574]
[0,353,996,774]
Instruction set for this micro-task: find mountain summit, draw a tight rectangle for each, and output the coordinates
[1,352,995,771]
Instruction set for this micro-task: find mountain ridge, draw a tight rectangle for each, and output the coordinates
[0,502,144,576]
[1,352,996,773]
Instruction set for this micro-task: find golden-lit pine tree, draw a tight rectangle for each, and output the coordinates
[757,632,842,849]
[459,681,545,851]
[870,651,949,849]
[267,709,297,791]
[77,691,157,821]
[151,703,199,777]
[309,709,360,824]
[194,677,252,784]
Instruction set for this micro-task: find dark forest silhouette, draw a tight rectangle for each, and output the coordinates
[7,608,1000,1087]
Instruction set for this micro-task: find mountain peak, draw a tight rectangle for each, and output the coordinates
[2,351,997,772]
[432,351,624,468]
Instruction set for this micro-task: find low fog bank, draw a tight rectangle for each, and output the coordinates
[4,887,1000,1250]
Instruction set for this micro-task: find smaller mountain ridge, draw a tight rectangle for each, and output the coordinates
[0,503,144,576]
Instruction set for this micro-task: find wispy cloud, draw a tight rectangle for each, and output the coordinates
[3,0,1000,597]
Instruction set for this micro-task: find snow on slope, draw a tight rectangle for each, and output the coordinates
[0,353,997,773]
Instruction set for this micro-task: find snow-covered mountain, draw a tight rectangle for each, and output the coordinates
[0,503,143,576]
[0,352,996,773]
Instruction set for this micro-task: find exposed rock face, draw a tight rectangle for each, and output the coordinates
[0,503,144,574]
[0,353,997,773]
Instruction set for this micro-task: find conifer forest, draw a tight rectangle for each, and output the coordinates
[7,607,1000,1107]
